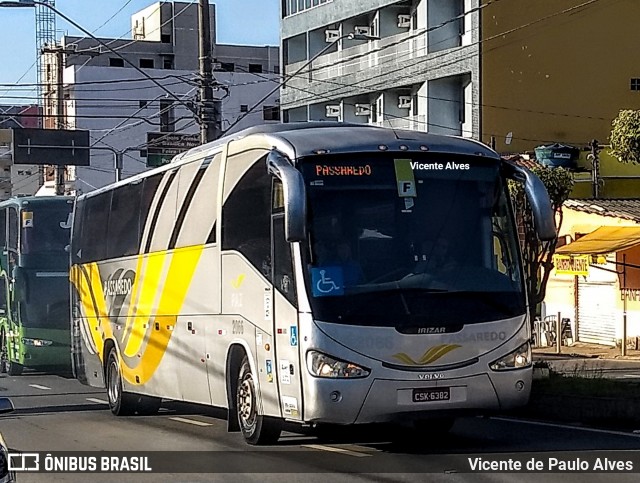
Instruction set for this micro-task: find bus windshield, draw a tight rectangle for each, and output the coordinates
[20,204,72,255]
[300,154,525,330]
[19,272,70,329]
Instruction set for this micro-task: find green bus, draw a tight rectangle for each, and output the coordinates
[0,196,74,375]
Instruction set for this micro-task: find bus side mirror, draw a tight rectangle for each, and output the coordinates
[266,150,307,243]
[503,161,557,241]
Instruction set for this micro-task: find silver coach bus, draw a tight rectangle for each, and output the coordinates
[70,123,555,445]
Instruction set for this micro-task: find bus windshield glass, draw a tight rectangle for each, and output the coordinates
[20,204,72,256]
[300,154,525,330]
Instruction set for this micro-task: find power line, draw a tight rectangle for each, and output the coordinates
[91,0,135,35]
[0,73,196,88]
[282,0,603,107]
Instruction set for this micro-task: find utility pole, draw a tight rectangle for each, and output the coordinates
[42,44,73,195]
[198,0,220,143]
[590,139,600,199]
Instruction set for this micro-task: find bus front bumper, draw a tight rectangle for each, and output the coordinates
[20,343,71,370]
[302,370,531,425]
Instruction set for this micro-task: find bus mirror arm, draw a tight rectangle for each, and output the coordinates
[266,150,308,242]
[502,161,557,241]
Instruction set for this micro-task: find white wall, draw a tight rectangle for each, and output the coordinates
[66,65,280,194]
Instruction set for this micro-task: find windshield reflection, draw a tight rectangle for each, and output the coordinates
[300,154,525,328]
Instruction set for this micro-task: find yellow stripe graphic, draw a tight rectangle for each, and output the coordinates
[120,246,203,385]
[122,254,146,343]
[392,344,461,366]
[123,251,167,358]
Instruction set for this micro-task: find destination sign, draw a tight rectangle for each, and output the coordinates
[315,164,373,176]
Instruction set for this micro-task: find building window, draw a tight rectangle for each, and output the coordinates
[139,100,148,109]
[161,34,171,44]
[284,0,330,16]
[273,65,280,74]
[631,78,640,91]
[249,64,263,73]
[263,106,280,121]
[139,150,147,158]
[140,58,154,69]
[163,57,174,70]
[160,101,175,132]
[109,58,125,67]
[221,62,235,72]
[240,105,249,113]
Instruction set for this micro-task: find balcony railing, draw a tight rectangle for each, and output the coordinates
[286,30,428,83]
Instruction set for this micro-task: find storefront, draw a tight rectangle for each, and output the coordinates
[551,226,640,348]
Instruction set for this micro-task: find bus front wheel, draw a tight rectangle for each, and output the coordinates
[236,355,281,445]
[0,330,22,376]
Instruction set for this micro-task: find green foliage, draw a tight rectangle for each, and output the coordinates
[508,164,574,323]
[610,109,640,164]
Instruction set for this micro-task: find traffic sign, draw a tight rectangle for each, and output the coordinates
[146,132,200,167]
[12,128,90,166]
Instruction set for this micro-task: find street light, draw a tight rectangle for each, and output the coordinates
[0,1,197,116]
[223,31,379,135]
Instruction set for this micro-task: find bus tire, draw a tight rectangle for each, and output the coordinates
[105,347,137,416]
[6,361,23,376]
[236,355,281,445]
[0,330,7,374]
[135,395,162,416]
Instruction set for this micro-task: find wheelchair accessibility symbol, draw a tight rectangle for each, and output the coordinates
[311,267,344,297]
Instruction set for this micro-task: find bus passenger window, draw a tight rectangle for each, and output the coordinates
[81,193,111,262]
[222,160,271,274]
[107,183,143,259]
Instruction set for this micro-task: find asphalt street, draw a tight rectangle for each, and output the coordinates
[0,371,639,482]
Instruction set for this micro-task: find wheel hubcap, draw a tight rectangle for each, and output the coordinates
[238,377,255,427]
[108,360,120,404]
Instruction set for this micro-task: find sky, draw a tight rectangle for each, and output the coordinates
[0,0,280,105]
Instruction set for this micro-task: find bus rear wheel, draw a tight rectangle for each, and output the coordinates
[105,347,161,416]
[106,347,138,416]
[236,356,281,445]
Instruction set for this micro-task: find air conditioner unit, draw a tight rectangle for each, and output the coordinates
[397,14,411,28]
[325,29,340,43]
[354,26,370,36]
[355,104,371,116]
[398,96,412,109]
[325,105,341,118]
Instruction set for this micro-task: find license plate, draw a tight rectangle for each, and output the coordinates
[412,387,450,403]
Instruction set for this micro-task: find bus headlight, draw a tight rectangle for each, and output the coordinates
[21,338,53,347]
[306,351,370,378]
[489,342,531,371]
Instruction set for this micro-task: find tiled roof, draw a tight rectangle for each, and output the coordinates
[564,199,640,222]
[502,155,538,170]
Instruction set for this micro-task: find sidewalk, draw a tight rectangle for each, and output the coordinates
[534,341,640,360]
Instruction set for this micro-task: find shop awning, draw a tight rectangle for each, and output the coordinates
[556,226,640,255]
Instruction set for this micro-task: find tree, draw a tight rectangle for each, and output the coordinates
[610,109,640,164]
[509,164,573,326]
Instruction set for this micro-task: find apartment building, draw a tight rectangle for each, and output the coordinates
[281,0,640,154]
[0,108,42,200]
[281,0,478,138]
[45,1,279,193]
